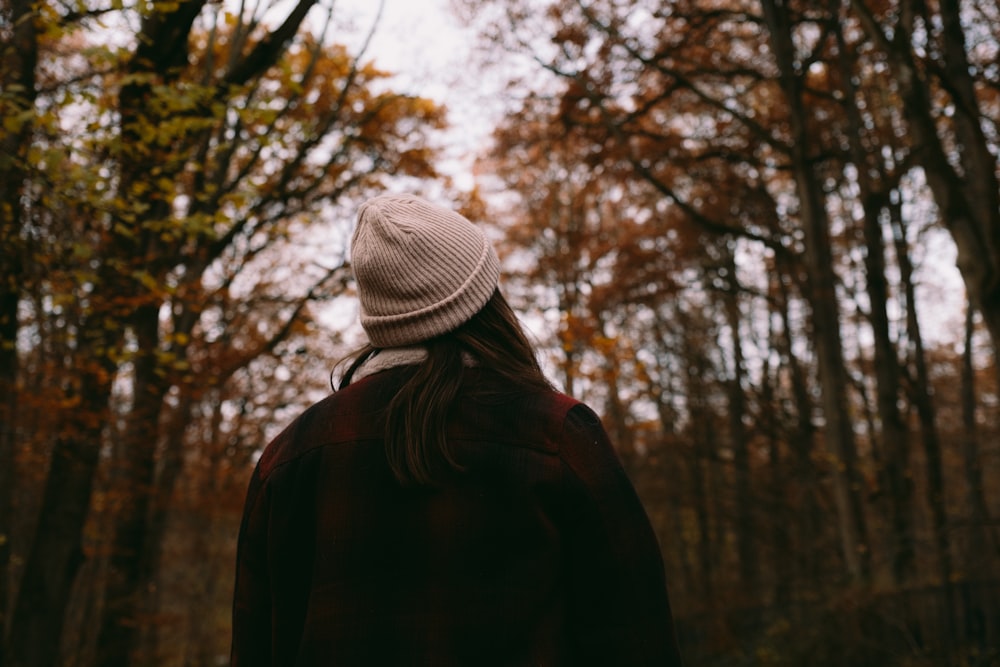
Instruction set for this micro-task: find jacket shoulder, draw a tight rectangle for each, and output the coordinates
[254,370,398,479]
[450,379,584,456]
[254,368,588,477]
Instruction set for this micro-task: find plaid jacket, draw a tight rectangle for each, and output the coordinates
[231,366,683,666]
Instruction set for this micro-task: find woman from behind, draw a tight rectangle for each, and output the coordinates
[231,193,684,666]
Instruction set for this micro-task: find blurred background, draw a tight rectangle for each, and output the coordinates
[1,0,998,665]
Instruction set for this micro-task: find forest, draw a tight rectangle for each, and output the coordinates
[0,0,998,665]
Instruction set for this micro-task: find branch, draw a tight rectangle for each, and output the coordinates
[224,0,320,87]
[572,0,787,151]
[212,263,352,382]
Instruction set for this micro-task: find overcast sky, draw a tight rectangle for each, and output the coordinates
[336,0,504,188]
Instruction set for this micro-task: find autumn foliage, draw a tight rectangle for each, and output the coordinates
[2,0,1000,666]
[1,1,444,665]
[462,0,1000,664]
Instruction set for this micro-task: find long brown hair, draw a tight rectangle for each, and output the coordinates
[336,290,552,486]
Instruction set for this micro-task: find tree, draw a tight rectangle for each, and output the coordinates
[2,1,446,664]
[464,0,874,581]
[0,0,38,653]
[460,0,999,661]
[850,0,1000,357]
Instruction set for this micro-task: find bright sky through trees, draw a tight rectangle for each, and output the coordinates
[342,0,967,346]
[338,0,503,189]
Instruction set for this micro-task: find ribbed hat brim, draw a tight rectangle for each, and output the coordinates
[351,194,501,347]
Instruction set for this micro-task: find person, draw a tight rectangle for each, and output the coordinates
[230,193,684,666]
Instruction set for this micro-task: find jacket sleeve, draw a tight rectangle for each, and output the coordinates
[558,403,684,666]
[231,466,272,667]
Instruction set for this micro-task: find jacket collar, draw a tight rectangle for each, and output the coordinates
[351,346,428,383]
[351,346,478,384]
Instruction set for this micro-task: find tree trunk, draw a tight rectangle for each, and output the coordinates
[721,248,757,595]
[6,353,114,667]
[889,200,955,586]
[960,294,998,570]
[597,315,634,463]
[835,10,914,581]
[773,253,824,589]
[645,321,695,603]
[657,406,696,603]
[761,0,870,581]
[0,0,38,653]
[837,37,914,579]
[684,328,716,601]
[763,375,789,605]
[92,6,203,662]
[760,290,789,605]
[850,0,1000,358]
[96,304,169,667]
[933,0,1000,356]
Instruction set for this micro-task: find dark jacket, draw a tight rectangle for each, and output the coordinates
[231,366,683,666]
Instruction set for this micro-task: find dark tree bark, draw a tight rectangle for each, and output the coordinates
[721,248,757,595]
[773,252,825,587]
[0,0,38,654]
[760,258,788,603]
[683,322,717,601]
[96,304,169,667]
[70,0,208,660]
[655,387,696,602]
[851,0,1000,361]
[95,2,322,663]
[889,199,954,591]
[959,299,998,568]
[6,345,115,667]
[760,316,790,605]
[833,12,915,582]
[760,0,870,581]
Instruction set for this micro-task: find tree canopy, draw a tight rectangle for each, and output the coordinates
[1,1,445,664]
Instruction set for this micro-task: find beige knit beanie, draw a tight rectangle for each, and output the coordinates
[350,193,501,347]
